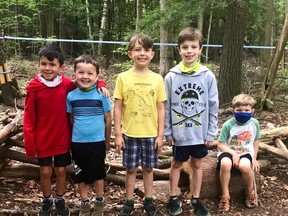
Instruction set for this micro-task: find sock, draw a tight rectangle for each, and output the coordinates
[126,199,134,204]
[192,196,199,204]
[170,195,178,200]
[55,194,64,203]
[144,197,153,202]
[43,195,52,202]
[82,199,90,205]
[96,196,104,202]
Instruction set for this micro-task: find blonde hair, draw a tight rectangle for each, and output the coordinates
[231,93,255,109]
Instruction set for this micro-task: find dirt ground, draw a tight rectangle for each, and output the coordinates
[0,101,288,216]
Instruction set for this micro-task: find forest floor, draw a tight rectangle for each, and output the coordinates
[0,59,288,215]
[0,100,288,216]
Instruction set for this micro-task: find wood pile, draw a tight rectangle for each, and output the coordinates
[0,110,287,203]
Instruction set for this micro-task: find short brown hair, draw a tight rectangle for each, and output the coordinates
[178,27,203,48]
[128,33,153,51]
[231,94,255,109]
[74,55,100,74]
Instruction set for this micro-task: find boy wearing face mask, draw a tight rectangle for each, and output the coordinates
[217,93,260,212]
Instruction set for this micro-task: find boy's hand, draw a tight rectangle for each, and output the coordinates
[115,135,125,154]
[252,159,260,172]
[166,139,174,146]
[155,136,163,154]
[232,153,240,168]
[98,87,110,97]
[205,140,213,147]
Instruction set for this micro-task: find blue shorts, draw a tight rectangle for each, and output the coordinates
[122,135,158,169]
[173,144,208,162]
[38,152,71,167]
[216,152,252,170]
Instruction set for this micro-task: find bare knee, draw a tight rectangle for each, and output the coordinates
[220,158,232,172]
[142,167,153,174]
[54,167,66,177]
[40,166,52,179]
[171,160,183,169]
[126,168,137,175]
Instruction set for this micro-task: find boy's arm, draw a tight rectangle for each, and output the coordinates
[252,140,260,171]
[23,92,37,157]
[155,101,165,153]
[207,74,219,141]
[114,99,124,153]
[164,75,173,143]
[104,111,112,151]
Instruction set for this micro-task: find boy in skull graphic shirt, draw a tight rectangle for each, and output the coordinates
[165,27,218,216]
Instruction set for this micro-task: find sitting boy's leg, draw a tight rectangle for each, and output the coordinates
[238,155,257,208]
[217,153,233,212]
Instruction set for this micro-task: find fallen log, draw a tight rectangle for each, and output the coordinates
[274,138,288,150]
[260,126,288,139]
[180,156,264,200]
[1,149,38,165]
[0,110,21,141]
[259,142,288,160]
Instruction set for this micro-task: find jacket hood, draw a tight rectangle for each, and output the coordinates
[26,77,47,92]
[169,64,210,76]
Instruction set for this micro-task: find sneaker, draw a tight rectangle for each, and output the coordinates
[191,199,210,216]
[119,200,134,216]
[55,199,70,216]
[167,196,182,216]
[79,202,91,216]
[39,198,53,216]
[143,199,161,216]
[92,200,104,216]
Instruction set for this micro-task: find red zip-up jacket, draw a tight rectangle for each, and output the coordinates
[24,75,106,158]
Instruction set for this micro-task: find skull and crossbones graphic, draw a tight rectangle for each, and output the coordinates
[173,90,204,127]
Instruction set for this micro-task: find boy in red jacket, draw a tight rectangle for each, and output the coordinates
[24,44,108,216]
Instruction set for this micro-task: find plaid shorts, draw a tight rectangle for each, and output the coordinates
[122,135,158,169]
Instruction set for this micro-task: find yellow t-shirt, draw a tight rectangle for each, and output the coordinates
[113,69,166,137]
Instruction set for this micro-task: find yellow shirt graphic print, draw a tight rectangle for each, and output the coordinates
[113,69,166,137]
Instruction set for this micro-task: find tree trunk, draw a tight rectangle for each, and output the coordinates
[98,0,108,56]
[136,0,143,31]
[263,14,288,100]
[85,0,95,55]
[205,1,214,63]
[159,0,173,77]
[197,10,204,33]
[218,0,249,105]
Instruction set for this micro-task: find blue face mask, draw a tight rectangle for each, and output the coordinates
[234,112,253,124]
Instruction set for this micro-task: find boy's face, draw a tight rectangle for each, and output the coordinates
[128,41,155,69]
[178,40,202,66]
[74,62,98,89]
[233,105,254,113]
[39,56,64,81]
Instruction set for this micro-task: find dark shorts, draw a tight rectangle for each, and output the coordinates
[216,152,252,170]
[122,135,158,169]
[71,141,106,184]
[173,144,208,162]
[38,152,71,167]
